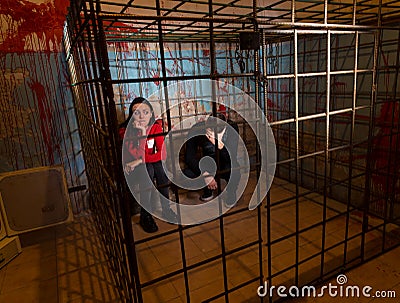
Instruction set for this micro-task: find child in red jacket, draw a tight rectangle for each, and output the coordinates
[120,97,177,232]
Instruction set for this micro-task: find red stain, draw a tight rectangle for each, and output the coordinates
[28,80,55,164]
[0,0,69,53]
[0,0,69,166]
[152,73,160,86]
[103,21,139,33]
[201,43,210,57]
[105,23,139,52]
[371,101,399,194]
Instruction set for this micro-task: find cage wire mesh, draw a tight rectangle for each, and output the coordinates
[64,0,400,302]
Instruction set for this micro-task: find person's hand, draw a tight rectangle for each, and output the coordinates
[203,173,218,190]
[207,178,218,190]
[133,121,147,135]
[124,159,142,174]
[206,128,225,150]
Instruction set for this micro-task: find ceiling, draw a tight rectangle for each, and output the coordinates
[74,0,400,42]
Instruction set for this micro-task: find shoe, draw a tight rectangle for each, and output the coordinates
[139,215,158,233]
[200,192,214,202]
[162,207,178,222]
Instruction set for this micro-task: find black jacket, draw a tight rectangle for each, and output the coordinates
[184,120,239,176]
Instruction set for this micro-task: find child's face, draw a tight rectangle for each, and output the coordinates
[131,103,152,126]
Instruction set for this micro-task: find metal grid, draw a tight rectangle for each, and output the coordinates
[64,0,400,302]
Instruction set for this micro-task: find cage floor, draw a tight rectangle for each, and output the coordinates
[0,179,399,302]
[131,177,400,302]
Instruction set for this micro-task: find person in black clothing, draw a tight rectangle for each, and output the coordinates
[183,113,240,207]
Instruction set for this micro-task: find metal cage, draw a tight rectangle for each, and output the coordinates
[64,0,400,302]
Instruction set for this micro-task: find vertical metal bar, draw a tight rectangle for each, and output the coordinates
[135,42,142,97]
[314,37,322,190]
[329,35,337,196]
[251,3,264,299]
[289,38,294,183]
[294,29,300,286]
[177,43,184,126]
[344,30,358,265]
[320,30,330,278]
[300,35,306,186]
[352,0,357,26]
[260,29,268,298]
[195,43,202,117]
[266,193,273,303]
[291,0,295,24]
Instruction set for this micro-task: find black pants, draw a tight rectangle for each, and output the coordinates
[183,163,240,197]
[126,161,170,217]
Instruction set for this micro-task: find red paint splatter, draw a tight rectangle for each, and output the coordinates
[201,43,210,57]
[0,0,69,54]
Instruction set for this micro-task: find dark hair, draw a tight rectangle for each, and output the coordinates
[205,113,227,134]
[120,97,156,128]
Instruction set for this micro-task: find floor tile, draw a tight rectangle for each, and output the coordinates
[56,236,106,275]
[58,262,118,303]
[142,279,180,303]
[0,266,6,292]
[10,240,56,266]
[2,254,57,292]
[0,278,58,303]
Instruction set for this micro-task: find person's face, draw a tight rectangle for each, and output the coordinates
[131,103,152,126]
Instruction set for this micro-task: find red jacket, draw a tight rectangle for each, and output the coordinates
[119,119,166,163]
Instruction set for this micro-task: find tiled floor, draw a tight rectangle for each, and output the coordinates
[0,178,399,302]
[0,213,118,303]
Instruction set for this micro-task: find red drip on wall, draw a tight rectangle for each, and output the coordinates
[28,80,55,165]
[371,101,399,193]
[0,0,69,167]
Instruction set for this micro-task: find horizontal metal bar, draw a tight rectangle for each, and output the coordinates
[266,74,296,80]
[108,72,254,84]
[96,12,392,31]
[298,112,326,121]
[269,118,296,126]
[99,13,255,24]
